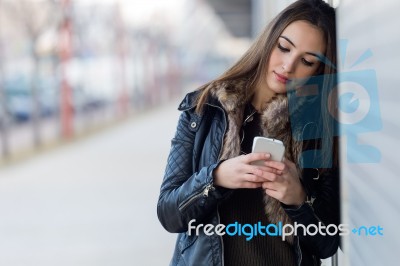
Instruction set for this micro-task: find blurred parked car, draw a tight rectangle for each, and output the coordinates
[4,75,59,122]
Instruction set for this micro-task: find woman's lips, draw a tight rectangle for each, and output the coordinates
[274,72,289,84]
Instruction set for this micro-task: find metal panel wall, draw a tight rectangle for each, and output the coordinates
[337,0,400,265]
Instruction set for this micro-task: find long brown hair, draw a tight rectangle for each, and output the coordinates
[195,0,338,168]
[195,0,336,114]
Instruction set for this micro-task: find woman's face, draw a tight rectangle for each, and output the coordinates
[265,20,326,94]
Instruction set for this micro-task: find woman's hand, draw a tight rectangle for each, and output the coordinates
[213,153,281,189]
[261,158,306,206]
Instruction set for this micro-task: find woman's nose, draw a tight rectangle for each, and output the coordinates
[282,57,295,73]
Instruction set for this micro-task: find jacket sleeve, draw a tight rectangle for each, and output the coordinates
[283,168,340,259]
[157,110,228,233]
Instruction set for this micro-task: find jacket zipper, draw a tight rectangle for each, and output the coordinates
[178,183,215,212]
[216,207,224,266]
[295,236,302,266]
[241,109,257,144]
[304,198,327,266]
[305,195,316,209]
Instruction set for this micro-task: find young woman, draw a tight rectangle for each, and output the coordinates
[157,0,340,265]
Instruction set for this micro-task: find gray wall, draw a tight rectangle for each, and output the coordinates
[251,0,296,38]
[206,0,252,38]
[337,0,400,265]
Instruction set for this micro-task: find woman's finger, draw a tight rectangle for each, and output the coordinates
[264,188,281,200]
[241,164,280,175]
[242,152,271,164]
[264,160,286,171]
[262,181,277,190]
[256,170,279,182]
[243,173,269,183]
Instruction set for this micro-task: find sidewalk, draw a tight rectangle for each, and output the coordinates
[0,102,180,265]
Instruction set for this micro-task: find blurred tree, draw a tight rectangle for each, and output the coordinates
[0,0,62,147]
[58,0,73,138]
[0,0,10,158]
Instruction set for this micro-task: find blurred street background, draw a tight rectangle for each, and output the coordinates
[0,0,254,265]
[0,0,251,160]
[0,102,179,265]
[1,0,400,265]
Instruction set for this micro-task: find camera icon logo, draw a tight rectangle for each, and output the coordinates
[287,40,382,167]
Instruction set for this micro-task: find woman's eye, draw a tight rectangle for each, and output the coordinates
[302,58,314,67]
[277,43,290,52]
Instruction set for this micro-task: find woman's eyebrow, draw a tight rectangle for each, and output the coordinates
[279,35,323,59]
[280,35,296,47]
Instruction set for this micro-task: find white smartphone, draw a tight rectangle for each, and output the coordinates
[251,137,285,166]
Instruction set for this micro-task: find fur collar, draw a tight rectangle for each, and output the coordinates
[210,79,303,244]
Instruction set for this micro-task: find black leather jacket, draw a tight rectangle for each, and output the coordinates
[157,90,340,266]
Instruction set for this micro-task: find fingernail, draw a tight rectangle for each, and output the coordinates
[265,153,270,158]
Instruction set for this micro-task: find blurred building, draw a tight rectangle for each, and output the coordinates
[207,0,337,38]
[206,0,297,38]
